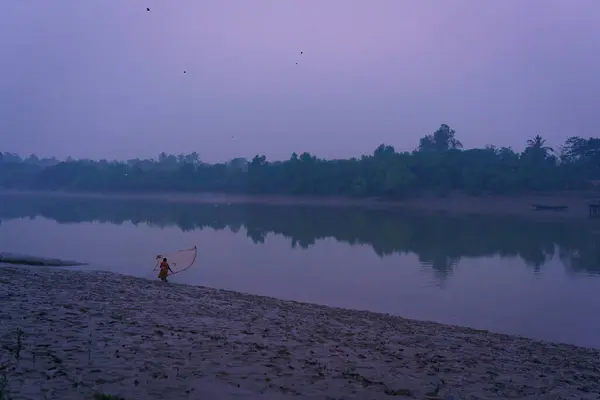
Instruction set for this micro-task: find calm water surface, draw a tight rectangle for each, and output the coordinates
[1,194,600,348]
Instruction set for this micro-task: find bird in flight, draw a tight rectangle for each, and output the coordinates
[146,7,150,11]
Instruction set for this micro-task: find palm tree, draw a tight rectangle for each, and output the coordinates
[526,135,553,157]
[523,135,556,168]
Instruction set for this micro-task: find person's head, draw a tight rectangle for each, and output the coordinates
[163,258,167,262]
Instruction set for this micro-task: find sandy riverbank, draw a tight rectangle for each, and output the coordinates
[1,268,600,399]
[1,189,599,220]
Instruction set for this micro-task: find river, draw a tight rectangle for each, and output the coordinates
[1,194,600,348]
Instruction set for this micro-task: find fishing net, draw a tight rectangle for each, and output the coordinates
[154,246,197,276]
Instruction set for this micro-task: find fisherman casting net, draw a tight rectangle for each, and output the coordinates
[154,246,197,276]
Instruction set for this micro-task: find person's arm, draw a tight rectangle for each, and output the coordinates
[168,264,174,273]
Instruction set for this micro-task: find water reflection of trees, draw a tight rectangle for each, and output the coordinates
[0,195,598,278]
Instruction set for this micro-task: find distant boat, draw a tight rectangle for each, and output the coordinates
[531,204,569,211]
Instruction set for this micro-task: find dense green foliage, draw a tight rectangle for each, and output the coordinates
[2,125,600,197]
[1,195,597,277]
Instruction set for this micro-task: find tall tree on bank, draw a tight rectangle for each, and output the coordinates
[418,124,463,152]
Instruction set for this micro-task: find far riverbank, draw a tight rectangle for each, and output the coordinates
[1,189,598,220]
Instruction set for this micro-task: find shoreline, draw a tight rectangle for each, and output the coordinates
[0,252,87,267]
[1,189,599,220]
[1,267,599,399]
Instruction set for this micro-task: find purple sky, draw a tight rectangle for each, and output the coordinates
[1,1,599,163]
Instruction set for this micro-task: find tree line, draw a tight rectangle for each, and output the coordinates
[0,195,597,278]
[1,124,600,197]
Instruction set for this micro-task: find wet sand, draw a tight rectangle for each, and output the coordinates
[1,267,599,399]
[1,189,598,220]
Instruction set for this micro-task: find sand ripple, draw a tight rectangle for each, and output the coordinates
[1,267,599,399]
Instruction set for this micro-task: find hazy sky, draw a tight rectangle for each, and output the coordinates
[1,1,599,163]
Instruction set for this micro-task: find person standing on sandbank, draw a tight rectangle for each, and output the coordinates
[158,257,173,282]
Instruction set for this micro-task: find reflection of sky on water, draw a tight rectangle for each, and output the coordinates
[2,216,600,349]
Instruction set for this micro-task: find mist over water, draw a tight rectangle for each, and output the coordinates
[1,194,600,348]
